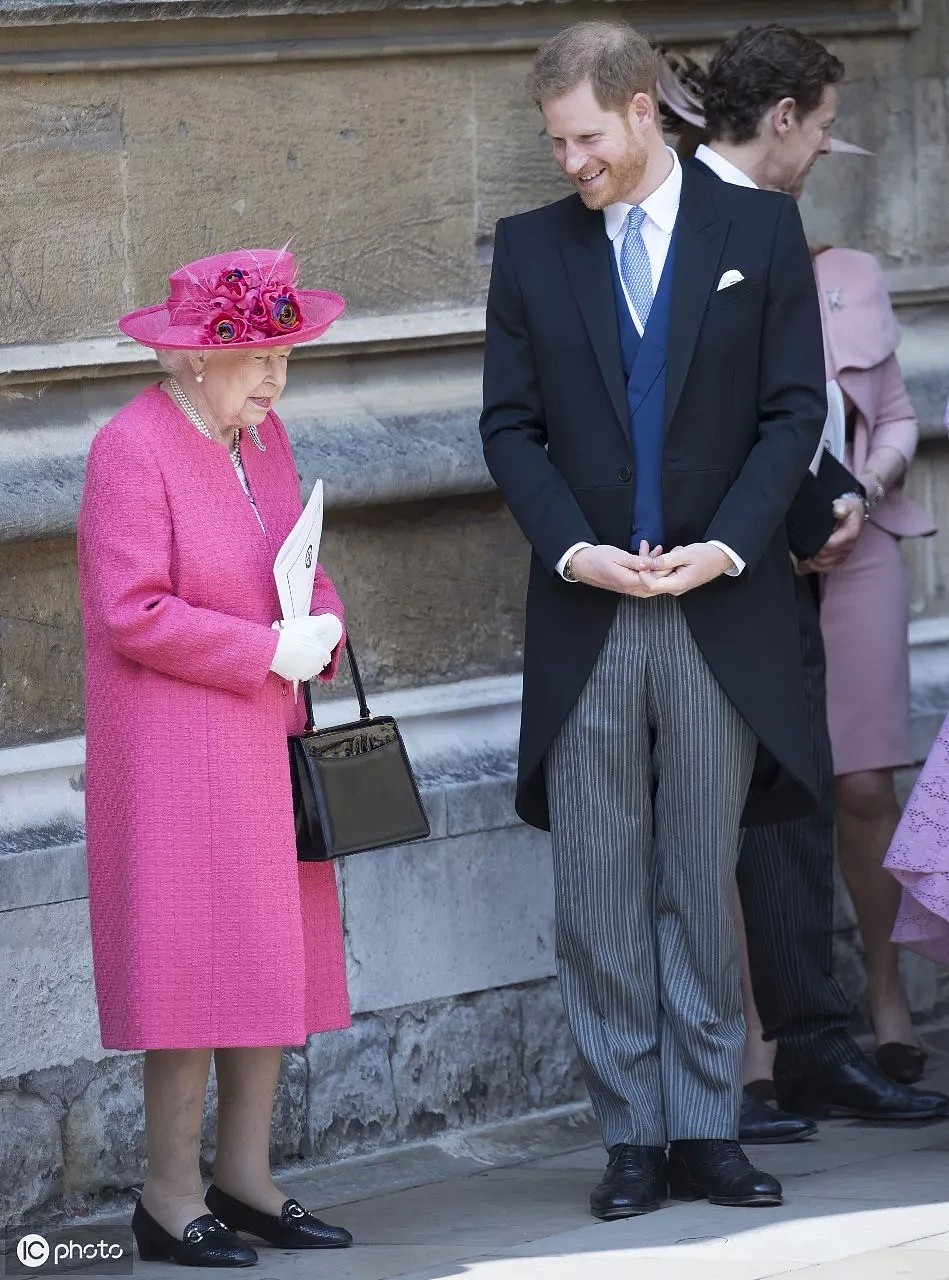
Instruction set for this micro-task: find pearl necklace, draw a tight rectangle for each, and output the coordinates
[169,378,241,467]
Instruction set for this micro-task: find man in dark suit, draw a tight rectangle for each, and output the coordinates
[481,20,826,1217]
[693,23,949,1134]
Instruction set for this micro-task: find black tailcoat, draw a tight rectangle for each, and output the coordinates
[480,159,828,830]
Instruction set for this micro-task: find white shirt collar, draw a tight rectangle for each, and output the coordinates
[694,143,759,189]
[604,147,683,242]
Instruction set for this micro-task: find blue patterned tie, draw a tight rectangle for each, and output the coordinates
[620,205,654,330]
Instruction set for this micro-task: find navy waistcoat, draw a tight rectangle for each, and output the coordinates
[608,226,678,549]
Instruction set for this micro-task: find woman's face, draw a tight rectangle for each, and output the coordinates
[190,347,293,429]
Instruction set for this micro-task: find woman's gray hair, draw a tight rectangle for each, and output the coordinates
[152,349,194,377]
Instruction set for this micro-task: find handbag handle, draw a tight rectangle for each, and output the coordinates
[303,635,371,732]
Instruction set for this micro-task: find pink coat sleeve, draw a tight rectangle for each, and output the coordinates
[872,353,918,466]
[78,426,279,696]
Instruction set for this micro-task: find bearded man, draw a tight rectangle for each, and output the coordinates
[480,21,826,1216]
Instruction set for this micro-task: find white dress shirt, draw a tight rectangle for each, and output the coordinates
[694,143,758,190]
[557,147,742,579]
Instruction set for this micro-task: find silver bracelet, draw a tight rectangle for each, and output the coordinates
[839,490,870,521]
[863,469,886,507]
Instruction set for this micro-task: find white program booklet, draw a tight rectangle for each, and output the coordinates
[274,478,324,622]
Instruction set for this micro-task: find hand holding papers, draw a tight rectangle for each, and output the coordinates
[269,614,342,683]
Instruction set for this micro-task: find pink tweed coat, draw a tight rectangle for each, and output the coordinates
[78,384,351,1049]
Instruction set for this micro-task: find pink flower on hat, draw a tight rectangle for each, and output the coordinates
[240,288,269,331]
[213,268,249,301]
[261,286,302,334]
[207,312,252,345]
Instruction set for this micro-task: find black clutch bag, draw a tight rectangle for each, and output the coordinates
[288,637,430,860]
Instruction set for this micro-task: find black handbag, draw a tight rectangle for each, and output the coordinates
[288,637,430,860]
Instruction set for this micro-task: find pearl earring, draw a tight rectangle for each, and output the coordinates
[195,373,205,384]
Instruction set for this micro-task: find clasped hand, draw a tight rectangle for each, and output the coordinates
[270,613,343,682]
[571,541,732,597]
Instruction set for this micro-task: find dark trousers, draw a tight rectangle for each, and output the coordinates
[737,575,862,1080]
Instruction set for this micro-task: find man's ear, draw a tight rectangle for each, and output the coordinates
[770,96,799,137]
[626,90,656,131]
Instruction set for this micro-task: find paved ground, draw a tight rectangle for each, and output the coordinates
[125,1038,949,1280]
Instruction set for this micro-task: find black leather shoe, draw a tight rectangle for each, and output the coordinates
[739,1088,817,1144]
[132,1201,258,1267]
[206,1184,353,1249]
[668,1140,782,1207]
[777,1056,949,1122]
[590,1144,668,1220]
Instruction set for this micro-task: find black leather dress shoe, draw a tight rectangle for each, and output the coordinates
[132,1201,258,1267]
[668,1140,782,1207]
[590,1144,668,1220]
[739,1088,818,1144]
[205,1184,353,1249]
[777,1056,949,1121]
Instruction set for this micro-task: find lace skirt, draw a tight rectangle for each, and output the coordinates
[884,715,949,963]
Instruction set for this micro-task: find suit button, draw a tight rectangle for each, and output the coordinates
[618,466,632,483]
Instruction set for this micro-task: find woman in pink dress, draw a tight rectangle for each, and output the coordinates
[885,715,949,965]
[78,248,354,1266]
[816,252,936,1082]
[883,397,949,967]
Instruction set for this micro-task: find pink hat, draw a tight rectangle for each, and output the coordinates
[118,247,346,350]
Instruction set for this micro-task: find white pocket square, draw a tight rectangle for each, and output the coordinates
[717,269,745,291]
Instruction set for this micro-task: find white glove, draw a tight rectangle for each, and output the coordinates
[270,614,343,682]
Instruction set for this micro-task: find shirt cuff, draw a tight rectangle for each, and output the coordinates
[708,540,745,577]
[556,542,595,580]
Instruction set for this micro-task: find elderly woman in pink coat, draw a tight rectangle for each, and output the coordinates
[78,248,354,1267]
[815,248,936,1083]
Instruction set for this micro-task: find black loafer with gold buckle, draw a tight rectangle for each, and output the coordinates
[205,1184,353,1249]
[132,1201,258,1267]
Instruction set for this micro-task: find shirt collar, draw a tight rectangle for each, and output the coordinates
[694,143,759,189]
[604,147,683,242]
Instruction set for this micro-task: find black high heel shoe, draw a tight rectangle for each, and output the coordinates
[205,1183,353,1249]
[131,1200,258,1267]
[876,1041,928,1085]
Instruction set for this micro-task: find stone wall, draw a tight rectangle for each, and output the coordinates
[2,0,949,1226]
[1,978,586,1228]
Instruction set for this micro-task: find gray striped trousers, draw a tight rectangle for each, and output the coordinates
[545,595,756,1147]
